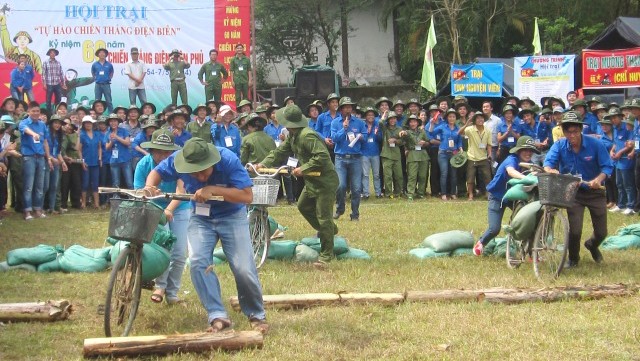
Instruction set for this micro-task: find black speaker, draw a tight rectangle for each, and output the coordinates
[295,70,336,99]
[270,87,296,106]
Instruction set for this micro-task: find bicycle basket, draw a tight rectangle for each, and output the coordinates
[537,173,581,208]
[108,199,164,244]
[251,177,280,206]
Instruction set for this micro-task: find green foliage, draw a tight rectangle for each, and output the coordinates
[538,17,605,55]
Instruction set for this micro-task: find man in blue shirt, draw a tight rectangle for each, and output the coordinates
[91,48,114,113]
[18,101,53,220]
[571,99,599,135]
[330,97,367,220]
[496,104,522,164]
[532,107,553,165]
[606,108,635,215]
[544,111,613,268]
[315,93,340,154]
[145,138,268,334]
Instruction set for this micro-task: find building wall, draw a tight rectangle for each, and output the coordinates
[260,5,399,86]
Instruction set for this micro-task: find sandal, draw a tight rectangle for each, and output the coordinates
[249,318,270,335]
[207,318,232,333]
[150,290,164,303]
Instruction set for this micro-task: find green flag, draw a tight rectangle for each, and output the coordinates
[533,17,541,55]
[421,15,437,94]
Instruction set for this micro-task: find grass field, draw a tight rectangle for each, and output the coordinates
[1,197,640,360]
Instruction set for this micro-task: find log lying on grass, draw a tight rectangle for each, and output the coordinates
[83,331,263,358]
[232,284,637,311]
[229,292,405,311]
[406,284,638,305]
[0,299,72,322]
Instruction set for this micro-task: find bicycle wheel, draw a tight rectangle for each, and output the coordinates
[532,209,569,281]
[104,245,143,337]
[506,201,526,269]
[248,206,270,269]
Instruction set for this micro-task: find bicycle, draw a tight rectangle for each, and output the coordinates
[98,187,223,337]
[244,163,320,269]
[516,164,581,281]
[503,176,538,270]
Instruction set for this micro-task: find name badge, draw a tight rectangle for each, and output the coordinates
[99,71,105,75]
[635,141,639,150]
[368,138,374,143]
[347,132,356,142]
[479,143,486,149]
[389,140,395,148]
[448,139,454,148]
[195,202,210,216]
[492,161,498,168]
[224,136,233,147]
[212,71,217,76]
[34,138,40,144]
[436,135,441,140]
[414,145,422,151]
[287,157,298,167]
[275,140,281,147]
[238,66,244,71]
[111,149,119,159]
[61,97,68,103]
[508,136,515,143]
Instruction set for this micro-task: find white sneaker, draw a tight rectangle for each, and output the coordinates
[622,208,636,215]
[609,206,622,213]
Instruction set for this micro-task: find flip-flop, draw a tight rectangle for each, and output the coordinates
[206,318,232,333]
[150,293,164,303]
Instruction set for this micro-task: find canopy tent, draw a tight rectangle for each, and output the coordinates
[575,16,640,89]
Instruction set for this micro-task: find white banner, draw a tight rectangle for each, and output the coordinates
[513,55,575,106]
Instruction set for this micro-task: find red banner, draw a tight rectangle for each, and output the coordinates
[582,47,640,88]
[215,0,251,108]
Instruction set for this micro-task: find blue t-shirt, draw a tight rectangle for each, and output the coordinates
[427,118,445,148]
[308,119,317,130]
[79,130,101,166]
[432,123,462,151]
[316,111,340,138]
[211,123,241,156]
[154,147,253,218]
[99,130,111,163]
[497,121,522,147]
[264,122,284,142]
[612,125,634,170]
[169,129,192,147]
[330,116,368,155]
[597,128,614,152]
[361,120,382,157]
[18,117,49,156]
[544,135,614,187]
[520,121,537,138]
[487,154,520,200]
[109,127,132,164]
[91,61,114,84]
[133,154,190,211]
[582,113,600,135]
[49,131,61,157]
[131,132,150,159]
[535,120,552,145]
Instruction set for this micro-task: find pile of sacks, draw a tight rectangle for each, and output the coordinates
[212,236,371,264]
[601,224,640,250]
[1,225,175,281]
[409,231,515,259]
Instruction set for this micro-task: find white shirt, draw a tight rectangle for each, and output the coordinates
[484,114,501,147]
[124,60,146,89]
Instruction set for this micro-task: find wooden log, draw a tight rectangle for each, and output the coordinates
[83,331,263,358]
[230,292,405,311]
[0,300,72,322]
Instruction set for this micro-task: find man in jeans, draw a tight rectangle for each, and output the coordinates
[330,97,367,221]
[18,102,53,220]
[91,48,114,113]
[124,47,147,106]
[42,48,65,113]
[145,138,268,334]
[544,111,613,268]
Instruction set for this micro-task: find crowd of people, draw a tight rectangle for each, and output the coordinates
[2,41,638,331]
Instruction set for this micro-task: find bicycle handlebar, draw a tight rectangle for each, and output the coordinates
[98,187,224,201]
[245,163,320,177]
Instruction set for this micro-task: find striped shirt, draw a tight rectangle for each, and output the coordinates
[42,59,63,86]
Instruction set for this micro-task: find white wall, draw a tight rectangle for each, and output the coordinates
[260,5,399,86]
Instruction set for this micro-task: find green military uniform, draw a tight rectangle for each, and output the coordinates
[186,119,213,143]
[163,57,191,105]
[8,130,22,212]
[198,61,228,103]
[241,131,276,165]
[379,115,404,197]
[230,54,251,106]
[0,28,42,73]
[401,124,430,199]
[62,76,95,101]
[260,105,338,263]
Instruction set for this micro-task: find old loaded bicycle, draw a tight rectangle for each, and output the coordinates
[98,187,223,337]
[503,164,581,281]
